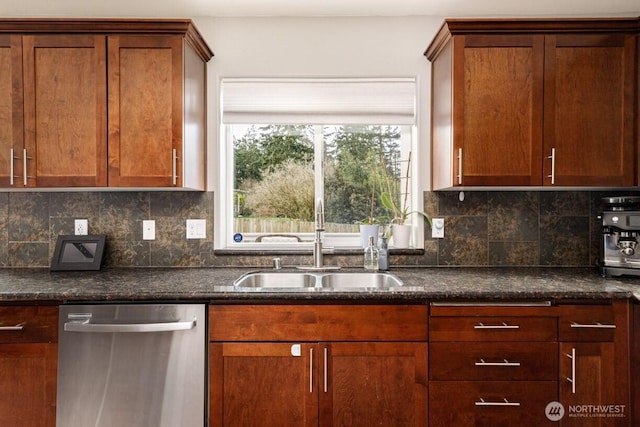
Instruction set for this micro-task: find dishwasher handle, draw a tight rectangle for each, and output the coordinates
[64,318,197,333]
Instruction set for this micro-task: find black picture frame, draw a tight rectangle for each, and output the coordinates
[50,235,106,271]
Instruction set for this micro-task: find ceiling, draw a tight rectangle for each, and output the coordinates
[2,0,639,18]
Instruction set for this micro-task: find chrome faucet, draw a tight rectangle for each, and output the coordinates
[298,198,339,270]
[313,198,325,268]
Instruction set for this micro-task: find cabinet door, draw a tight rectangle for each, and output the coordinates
[0,343,57,427]
[454,34,544,186]
[0,35,23,188]
[543,34,636,186]
[321,342,427,427]
[108,35,183,187]
[559,342,628,426]
[209,343,318,427]
[22,35,107,187]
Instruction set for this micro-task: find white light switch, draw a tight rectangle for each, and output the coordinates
[143,220,155,240]
[432,218,445,239]
[186,219,207,239]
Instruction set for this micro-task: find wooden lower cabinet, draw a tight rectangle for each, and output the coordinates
[0,306,58,427]
[430,381,557,426]
[209,304,428,427]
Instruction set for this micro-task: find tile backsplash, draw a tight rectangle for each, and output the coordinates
[0,190,633,268]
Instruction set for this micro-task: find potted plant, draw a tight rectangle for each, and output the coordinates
[379,152,432,248]
[359,181,384,248]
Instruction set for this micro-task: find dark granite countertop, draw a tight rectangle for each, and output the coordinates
[0,266,639,303]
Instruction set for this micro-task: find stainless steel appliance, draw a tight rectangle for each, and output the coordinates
[56,304,205,427]
[600,197,640,277]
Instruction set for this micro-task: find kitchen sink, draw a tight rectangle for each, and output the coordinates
[232,271,404,291]
[233,272,318,290]
[319,272,403,289]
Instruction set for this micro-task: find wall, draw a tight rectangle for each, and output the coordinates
[0,189,629,268]
[0,17,629,269]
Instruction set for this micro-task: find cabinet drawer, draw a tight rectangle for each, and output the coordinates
[0,306,58,343]
[429,381,558,427]
[430,316,557,341]
[430,342,557,380]
[558,305,616,342]
[209,305,428,341]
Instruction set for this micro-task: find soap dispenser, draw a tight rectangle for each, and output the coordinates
[378,236,389,271]
[364,235,379,270]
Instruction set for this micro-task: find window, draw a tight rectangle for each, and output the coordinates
[217,78,419,250]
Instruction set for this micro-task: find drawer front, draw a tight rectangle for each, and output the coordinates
[430,342,558,380]
[430,316,557,342]
[558,305,615,342]
[209,305,428,341]
[429,381,558,427]
[0,306,58,343]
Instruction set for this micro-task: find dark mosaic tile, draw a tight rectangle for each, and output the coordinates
[8,193,49,241]
[423,191,438,219]
[488,192,539,241]
[104,241,150,267]
[0,193,8,215]
[150,240,208,267]
[438,216,488,266]
[150,192,213,218]
[49,192,100,217]
[8,242,49,267]
[540,216,590,266]
[489,242,539,266]
[540,191,590,216]
[100,193,149,240]
[437,191,487,216]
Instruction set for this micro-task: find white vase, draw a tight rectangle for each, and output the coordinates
[391,224,411,248]
[359,224,380,248]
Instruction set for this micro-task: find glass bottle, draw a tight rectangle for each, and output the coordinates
[378,236,389,271]
[364,235,379,270]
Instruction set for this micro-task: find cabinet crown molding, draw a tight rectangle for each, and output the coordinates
[0,18,213,61]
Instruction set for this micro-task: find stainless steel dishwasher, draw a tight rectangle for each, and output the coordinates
[56,304,206,427]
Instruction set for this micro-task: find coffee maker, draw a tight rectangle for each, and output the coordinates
[599,196,640,277]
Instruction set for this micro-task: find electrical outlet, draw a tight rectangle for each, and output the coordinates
[143,220,155,240]
[432,218,445,239]
[74,219,88,236]
[186,219,206,239]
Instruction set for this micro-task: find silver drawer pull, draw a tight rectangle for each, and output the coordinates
[474,322,519,330]
[475,358,521,367]
[475,398,521,407]
[570,322,616,329]
[0,323,25,331]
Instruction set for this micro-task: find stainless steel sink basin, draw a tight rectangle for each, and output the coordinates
[233,271,403,291]
[233,272,318,290]
[320,272,403,289]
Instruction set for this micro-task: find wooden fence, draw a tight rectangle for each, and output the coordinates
[234,218,359,233]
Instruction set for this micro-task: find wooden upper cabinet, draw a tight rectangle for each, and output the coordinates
[452,34,544,187]
[22,35,107,187]
[108,36,181,187]
[0,35,23,188]
[0,19,212,189]
[543,34,636,186]
[426,18,639,189]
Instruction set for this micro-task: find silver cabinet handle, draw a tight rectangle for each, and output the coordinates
[565,347,576,394]
[0,323,24,331]
[172,148,178,185]
[475,358,521,367]
[547,147,556,185]
[64,318,196,333]
[570,322,616,329]
[309,348,314,393]
[457,148,462,185]
[323,347,328,393]
[22,148,32,186]
[9,148,17,186]
[474,322,520,330]
[475,398,520,407]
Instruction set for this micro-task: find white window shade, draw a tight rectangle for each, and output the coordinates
[221,78,416,125]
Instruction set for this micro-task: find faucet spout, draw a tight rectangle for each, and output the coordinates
[314,198,324,268]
